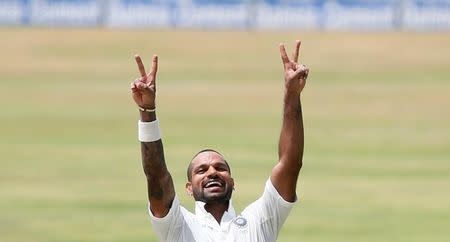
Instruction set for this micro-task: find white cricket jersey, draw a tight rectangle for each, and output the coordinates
[148,178,297,242]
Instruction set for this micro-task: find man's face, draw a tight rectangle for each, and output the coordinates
[186,151,234,204]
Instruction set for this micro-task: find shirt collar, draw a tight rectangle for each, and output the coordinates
[194,200,236,224]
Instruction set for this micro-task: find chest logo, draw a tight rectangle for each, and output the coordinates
[232,216,248,228]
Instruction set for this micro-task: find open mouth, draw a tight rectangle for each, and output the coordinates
[203,180,224,189]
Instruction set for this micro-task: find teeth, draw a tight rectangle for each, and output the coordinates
[205,181,221,188]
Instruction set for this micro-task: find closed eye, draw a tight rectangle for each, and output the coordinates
[215,165,228,172]
[195,166,207,174]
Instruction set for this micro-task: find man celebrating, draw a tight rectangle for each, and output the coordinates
[131,40,309,241]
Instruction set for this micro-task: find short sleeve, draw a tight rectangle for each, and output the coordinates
[242,178,297,236]
[148,195,185,242]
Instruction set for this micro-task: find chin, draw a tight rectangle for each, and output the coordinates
[204,196,229,204]
[204,191,233,203]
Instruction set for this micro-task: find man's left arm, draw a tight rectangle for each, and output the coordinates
[271,40,309,202]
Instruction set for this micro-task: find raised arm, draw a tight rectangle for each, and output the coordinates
[270,41,309,202]
[131,55,175,217]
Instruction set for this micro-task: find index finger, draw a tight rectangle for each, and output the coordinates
[134,54,146,77]
[279,43,290,66]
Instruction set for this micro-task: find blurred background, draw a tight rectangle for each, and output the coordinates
[1,0,449,241]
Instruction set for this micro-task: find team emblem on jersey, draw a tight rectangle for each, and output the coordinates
[232,216,248,228]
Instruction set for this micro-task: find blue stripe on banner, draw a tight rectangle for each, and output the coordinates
[120,0,167,5]
[263,0,325,8]
[413,0,450,8]
[193,0,243,5]
[334,0,391,8]
[46,0,94,3]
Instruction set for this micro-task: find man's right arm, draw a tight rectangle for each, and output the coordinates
[132,55,175,218]
[140,111,175,217]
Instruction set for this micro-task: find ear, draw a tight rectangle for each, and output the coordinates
[230,177,235,190]
[185,181,193,196]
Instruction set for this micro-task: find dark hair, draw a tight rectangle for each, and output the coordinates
[187,149,231,181]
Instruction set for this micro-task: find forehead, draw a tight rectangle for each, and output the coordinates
[191,151,226,168]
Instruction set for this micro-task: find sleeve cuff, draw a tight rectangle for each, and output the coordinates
[266,178,298,206]
[148,195,179,222]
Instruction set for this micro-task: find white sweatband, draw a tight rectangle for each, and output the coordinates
[138,119,161,142]
[138,106,156,113]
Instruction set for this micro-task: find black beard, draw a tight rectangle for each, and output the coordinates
[193,185,233,204]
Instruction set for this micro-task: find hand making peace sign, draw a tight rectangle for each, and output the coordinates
[131,54,158,110]
[280,40,309,95]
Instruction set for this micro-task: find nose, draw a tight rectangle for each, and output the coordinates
[206,166,218,178]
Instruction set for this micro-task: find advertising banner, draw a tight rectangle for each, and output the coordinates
[107,0,172,28]
[0,0,449,30]
[30,0,99,26]
[256,0,323,30]
[177,0,249,29]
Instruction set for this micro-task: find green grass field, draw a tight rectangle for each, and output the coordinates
[1,28,449,242]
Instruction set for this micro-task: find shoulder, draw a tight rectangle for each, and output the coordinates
[242,178,297,219]
[149,196,194,224]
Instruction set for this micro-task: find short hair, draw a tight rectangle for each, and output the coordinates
[187,149,231,181]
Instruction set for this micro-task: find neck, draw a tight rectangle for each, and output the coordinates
[204,200,229,224]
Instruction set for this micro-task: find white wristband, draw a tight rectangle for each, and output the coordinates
[138,106,156,113]
[138,119,161,142]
